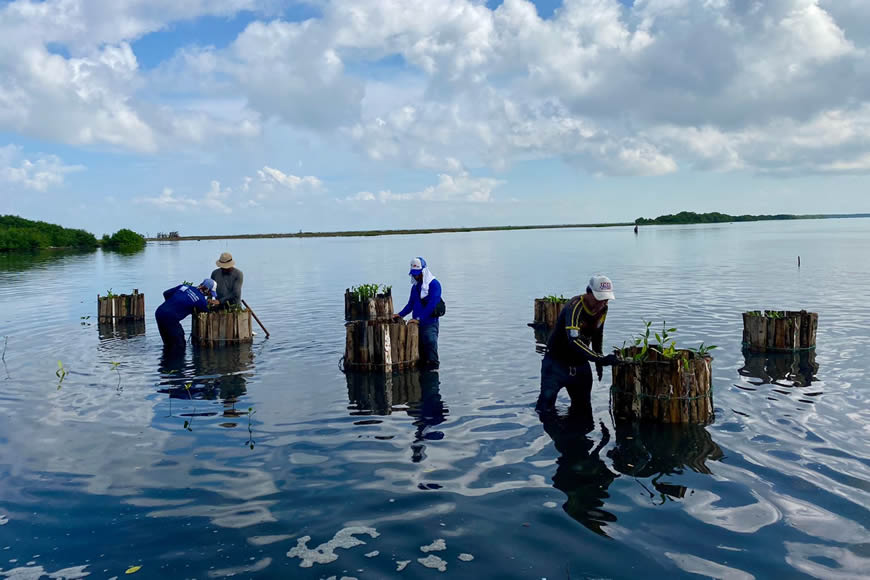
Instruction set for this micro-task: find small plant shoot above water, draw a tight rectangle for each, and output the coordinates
[110,361,122,391]
[55,360,67,389]
[104,289,115,298]
[614,320,717,362]
[349,284,391,301]
[543,294,567,303]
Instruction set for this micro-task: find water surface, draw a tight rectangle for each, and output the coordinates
[0,220,868,578]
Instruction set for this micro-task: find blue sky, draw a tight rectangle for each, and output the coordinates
[1,0,869,236]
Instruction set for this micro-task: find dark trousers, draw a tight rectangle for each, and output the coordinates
[419,320,439,368]
[536,355,592,413]
[156,311,185,350]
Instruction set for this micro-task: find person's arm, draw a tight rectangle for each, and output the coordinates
[417,279,442,319]
[193,289,210,312]
[163,285,180,300]
[226,270,243,305]
[397,287,414,317]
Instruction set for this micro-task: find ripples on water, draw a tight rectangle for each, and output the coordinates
[0,220,869,578]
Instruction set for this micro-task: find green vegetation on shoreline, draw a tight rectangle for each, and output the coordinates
[634,211,870,226]
[0,215,146,253]
[0,215,98,252]
[101,228,146,252]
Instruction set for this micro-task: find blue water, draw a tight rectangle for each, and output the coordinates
[0,219,868,578]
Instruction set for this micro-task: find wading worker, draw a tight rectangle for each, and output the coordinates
[394,257,443,369]
[155,279,218,349]
[536,275,619,414]
[211,252,244,308]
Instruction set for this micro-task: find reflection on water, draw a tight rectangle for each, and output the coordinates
[98,319,146,340]
[346,370,423,415]
[347,369,449,465]
[540,412,617,536]
[2,222,870,578]
[608,419,724,500]
[157,343,255,429]
[739,349,819,388]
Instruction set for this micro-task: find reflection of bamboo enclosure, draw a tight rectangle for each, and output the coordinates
[345,289,394,321]
[531,298,567,328]
[344,320,419,372]
[191,310,253,346]
[97,289,145,321]
[609,419,723,499]
[611,347,714,424]
[742,310,817,352]
[346,371,423,415]
[98,320,145,340]
[739,349,818,388]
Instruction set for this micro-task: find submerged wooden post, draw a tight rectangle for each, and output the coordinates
[530,297,568,328]
[611,347,714,424]
[344,320,419,373]
[97,289,145,321]
[742,310,817,352]
[345,289,394,321]
[191,309,253,347]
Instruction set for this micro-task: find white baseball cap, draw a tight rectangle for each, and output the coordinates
[588,275,615,301]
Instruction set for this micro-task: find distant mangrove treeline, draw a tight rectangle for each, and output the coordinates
[634,211,870,226]
[0,215,145,252]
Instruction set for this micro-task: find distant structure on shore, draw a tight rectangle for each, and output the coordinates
[155,231,180,240]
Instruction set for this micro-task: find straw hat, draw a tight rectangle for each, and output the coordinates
[216,252,235,269]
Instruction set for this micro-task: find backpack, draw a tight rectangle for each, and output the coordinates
[435,298,446,317]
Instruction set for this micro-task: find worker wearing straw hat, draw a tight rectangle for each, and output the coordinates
[211,252,244,308]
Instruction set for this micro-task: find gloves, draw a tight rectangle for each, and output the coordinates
[599,353,619,367]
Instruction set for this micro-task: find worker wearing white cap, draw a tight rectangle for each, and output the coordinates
[536,274,618,414]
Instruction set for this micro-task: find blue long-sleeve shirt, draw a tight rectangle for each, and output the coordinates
[156,284,209,322]
[398,279,442,326]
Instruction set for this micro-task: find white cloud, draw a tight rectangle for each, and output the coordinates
[3,0,870,180]
[346,172,503,203]
[255,166,324,193]
[0,144,83,190]
[136,181,232,214]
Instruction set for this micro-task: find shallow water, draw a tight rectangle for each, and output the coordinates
[0,220,869,579]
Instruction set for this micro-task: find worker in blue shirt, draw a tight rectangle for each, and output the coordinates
[394,257,444,369]
[155,279,218,349]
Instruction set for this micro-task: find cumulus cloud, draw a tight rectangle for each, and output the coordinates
[4,0,870,180]
[256,166,324,193]
[346,172,503,203]
[136,180,232,213]
[0,144,83,190]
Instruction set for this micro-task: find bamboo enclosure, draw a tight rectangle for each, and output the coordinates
[345,289,394,321]
[344,319,420,372]
[191,309,253,347]
[97,289,145,321]
[530,298,567,328]
[742,310,817,352]
[611,347,714,424]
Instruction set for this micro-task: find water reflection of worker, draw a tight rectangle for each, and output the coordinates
[540,410,618,536]
[536,275,618,413]
[408,370,448,463]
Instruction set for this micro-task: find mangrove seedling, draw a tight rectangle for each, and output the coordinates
[543,294,567,303]
[110,361,122,391]
[349,284,391,301]
[104,289,115,298]
[182,382,195,431]
[246,407,256,450]
[56,360,67,390]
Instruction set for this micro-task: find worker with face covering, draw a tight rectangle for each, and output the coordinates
[394,257,444,369]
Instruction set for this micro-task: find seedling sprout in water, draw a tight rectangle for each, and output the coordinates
[111,361,122,392]
[56,360,67,390]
